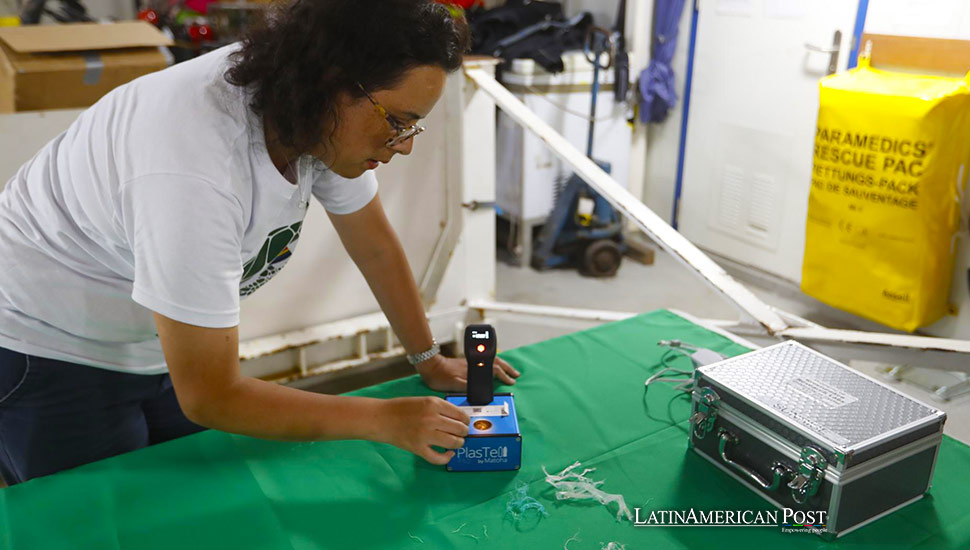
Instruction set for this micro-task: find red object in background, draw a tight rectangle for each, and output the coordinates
[187,23,214,43]
[436,0,480,9]
[137,8,159,26]
[184,0,217,15]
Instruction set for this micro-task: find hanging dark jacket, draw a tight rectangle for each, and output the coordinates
[468,1,592,74]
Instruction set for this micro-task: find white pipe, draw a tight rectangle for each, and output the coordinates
[298,347,308,376]
[239,307,466,361]
[266,348,407,385]
[470,300,636,323]
[782,326,970,354]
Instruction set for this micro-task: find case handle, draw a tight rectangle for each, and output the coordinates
[718,428,793,492]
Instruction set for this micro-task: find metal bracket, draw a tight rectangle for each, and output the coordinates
[690,387,719,440]
[789,446,828,504]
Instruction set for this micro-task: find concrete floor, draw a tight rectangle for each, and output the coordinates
[495,248,970,446]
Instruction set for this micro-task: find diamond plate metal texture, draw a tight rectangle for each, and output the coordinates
[700,342,939,449]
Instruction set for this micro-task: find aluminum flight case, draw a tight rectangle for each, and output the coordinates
[688,341,946,539]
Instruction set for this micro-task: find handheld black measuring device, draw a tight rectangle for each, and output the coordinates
[446,323,522,472]
[464,324,496,406]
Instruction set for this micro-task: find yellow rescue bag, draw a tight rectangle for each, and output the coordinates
[802,57,970,332]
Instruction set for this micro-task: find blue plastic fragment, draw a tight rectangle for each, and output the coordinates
[505,482,548,525]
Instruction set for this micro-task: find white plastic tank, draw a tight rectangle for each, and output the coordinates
[496,51,632,223]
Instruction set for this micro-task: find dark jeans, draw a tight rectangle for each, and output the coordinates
[0,346,205,485]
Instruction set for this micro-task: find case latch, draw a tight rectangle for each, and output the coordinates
[789,446,827,504]
[690,387,719,440]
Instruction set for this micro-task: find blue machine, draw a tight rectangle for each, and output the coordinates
[445,393,522,472]
[531,26,626,277]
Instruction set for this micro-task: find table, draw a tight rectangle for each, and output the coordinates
[2,310,968,549]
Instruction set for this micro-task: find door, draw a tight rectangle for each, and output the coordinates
[678,0,859,283]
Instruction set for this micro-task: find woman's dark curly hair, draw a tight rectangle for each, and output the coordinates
[225,0,471,154]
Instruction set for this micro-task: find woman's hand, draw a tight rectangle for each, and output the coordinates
[415,354,520,393]
[374,396,470,465]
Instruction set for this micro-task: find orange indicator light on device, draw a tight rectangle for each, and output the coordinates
[477,344,486,353]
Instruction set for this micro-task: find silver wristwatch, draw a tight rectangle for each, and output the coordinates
[407,338,440,366]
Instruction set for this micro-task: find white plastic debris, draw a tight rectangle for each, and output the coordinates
[542,461,634,522]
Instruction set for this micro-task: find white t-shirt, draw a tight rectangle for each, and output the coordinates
[0,46,378,374]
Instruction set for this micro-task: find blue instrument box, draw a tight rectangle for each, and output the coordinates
[445,393,521,472]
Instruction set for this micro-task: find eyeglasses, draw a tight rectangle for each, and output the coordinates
[357,82,425,148]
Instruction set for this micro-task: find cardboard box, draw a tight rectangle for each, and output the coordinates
[0,21,173,113]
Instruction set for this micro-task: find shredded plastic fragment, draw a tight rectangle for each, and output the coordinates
[451,523,467,534]
[600,543,626,550]
[482,525,489,539]
[542,461,634,522]
[460,533,480,542]
[407,532,424,544]
[563,530,581,550]
[505,482,548,526]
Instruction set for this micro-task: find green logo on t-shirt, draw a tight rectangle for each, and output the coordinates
[240,221,302,296]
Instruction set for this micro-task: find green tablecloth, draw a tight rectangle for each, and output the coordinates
[2,310,969,549]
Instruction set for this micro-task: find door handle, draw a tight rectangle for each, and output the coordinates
[804,30,842,75]
[804,44,839,53]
